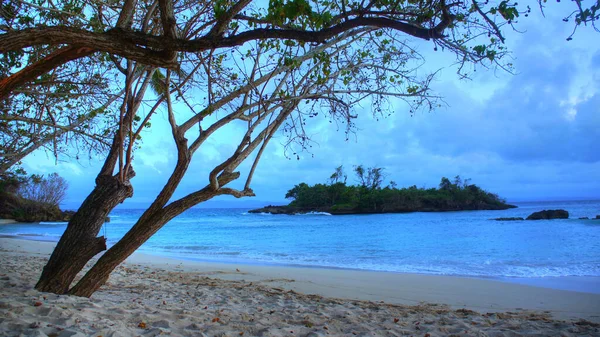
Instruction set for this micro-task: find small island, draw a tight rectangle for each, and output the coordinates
[250,166,516,215]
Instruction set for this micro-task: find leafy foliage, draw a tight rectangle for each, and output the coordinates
[286,167,512,212]
[0,0,122,173]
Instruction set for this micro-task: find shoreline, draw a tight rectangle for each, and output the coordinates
[140,249,600,294]
[1,237,599,324]
[3,233,600,295]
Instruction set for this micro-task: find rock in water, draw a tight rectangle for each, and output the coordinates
[526,209,569,220]
[492,217,524,221]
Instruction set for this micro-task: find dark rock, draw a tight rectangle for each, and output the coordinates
[248,205,315,215]
[579,217,589,219]
[596,215,600,220]
[526,209,569,220]
[491,217,524,221]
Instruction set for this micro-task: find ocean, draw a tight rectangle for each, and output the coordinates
[2,200,599,291]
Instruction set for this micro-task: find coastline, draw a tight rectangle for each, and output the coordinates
[3,231,599,295]
[247,203,517,215]
[143,250,600,295]
[2,233,600,294]
[1,237,599,324]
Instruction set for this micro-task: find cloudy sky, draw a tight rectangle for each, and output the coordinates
[23,4,600,209]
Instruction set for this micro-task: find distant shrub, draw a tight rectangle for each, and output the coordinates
[331,203,355,211]
[18,173,68,207]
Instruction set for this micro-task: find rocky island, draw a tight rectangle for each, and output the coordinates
[526,209,569,220]
[250,169,516,215]
[491,209,572,221]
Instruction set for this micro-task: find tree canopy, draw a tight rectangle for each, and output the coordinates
[1,0,596,171]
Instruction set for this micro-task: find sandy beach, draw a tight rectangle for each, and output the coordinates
[1,238,599,336]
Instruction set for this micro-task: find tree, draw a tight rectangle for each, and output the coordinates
[365,167,385,190]
[42,23,427,296]
[18,173,68,207]
[354,165,384,189]
[439,177,452,191]
[329,165,347,184]
[0,0,595,297]
[286,183,310,201]
[354,165,366,186]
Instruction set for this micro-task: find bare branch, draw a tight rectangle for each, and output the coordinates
[472,0,505,43]
[219,187,255,198]
[179,30,366,132]
[209,0,252,37]
[116,0,138,29]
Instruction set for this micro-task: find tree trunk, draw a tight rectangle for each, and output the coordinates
[67,173,240,297]
[67,211,173,297]
[35,174,133,294]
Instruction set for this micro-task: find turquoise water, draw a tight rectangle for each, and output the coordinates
[1,200,599,282]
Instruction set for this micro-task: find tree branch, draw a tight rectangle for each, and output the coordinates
[472,0,505,43]
[0,16,452,68]
[157,0,178,61]
[162,171,241,214]
[179,30,362,132]
[209,0,252,37]
[116,0,138,29]
[0,46,94,100]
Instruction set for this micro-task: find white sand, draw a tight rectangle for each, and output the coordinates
[1,238,599,336]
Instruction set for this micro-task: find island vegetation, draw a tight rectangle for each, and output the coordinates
[0,170,73,222]
[250,166,516,215]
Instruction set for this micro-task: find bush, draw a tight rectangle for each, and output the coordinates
[18,173,68,207]
[331,203,355,211]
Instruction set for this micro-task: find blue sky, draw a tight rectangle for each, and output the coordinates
[23,4,600,208]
